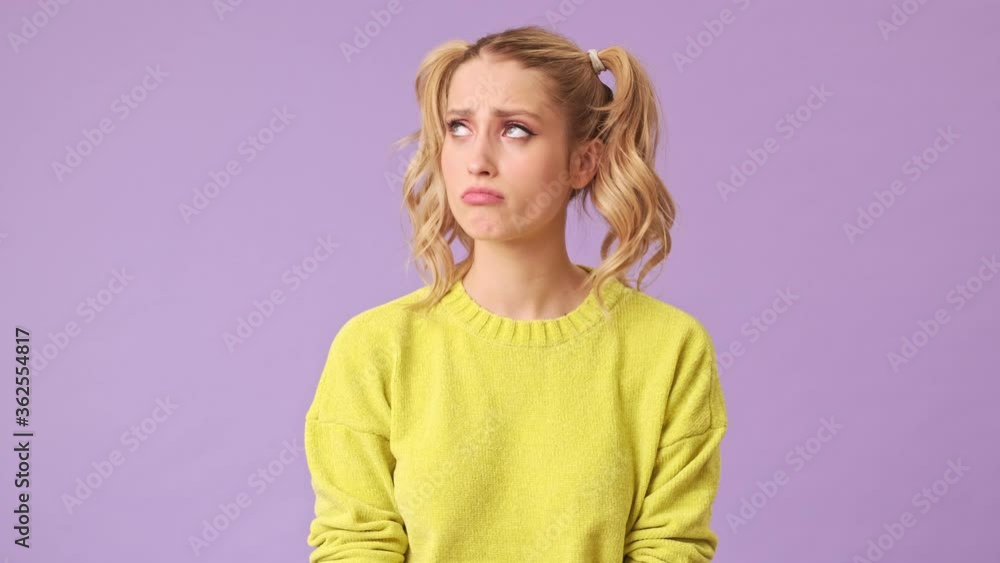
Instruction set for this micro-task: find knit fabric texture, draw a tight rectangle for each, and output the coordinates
[304,264,728,562]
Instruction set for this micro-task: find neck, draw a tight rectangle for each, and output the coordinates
[460,232,591,321]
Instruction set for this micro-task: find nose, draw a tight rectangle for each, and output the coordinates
[466,132,497,177]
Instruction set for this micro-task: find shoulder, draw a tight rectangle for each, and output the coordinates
[329,284,432,347]
[617,288,715,353]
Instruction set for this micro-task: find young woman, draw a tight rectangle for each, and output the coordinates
[305,25,728,562]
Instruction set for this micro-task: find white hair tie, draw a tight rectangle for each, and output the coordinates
[587,48,606,74]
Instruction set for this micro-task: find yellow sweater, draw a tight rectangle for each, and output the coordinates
[304,265,728,562]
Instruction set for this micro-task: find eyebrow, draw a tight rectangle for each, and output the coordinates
[444,107,544,121]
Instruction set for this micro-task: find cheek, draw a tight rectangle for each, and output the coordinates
[516,156,569,197]
[440,147,461,188]
[508,150,559,184]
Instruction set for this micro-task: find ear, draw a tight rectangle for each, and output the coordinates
[570,138,604,190]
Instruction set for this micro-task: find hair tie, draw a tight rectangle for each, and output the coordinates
[587,49,606,74]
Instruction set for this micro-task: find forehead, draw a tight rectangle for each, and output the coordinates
[446,56,556,117]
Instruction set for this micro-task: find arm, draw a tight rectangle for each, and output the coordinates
[304,317,408,562]
[624,331,729,562]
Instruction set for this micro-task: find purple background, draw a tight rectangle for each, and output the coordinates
[2,0,998,561]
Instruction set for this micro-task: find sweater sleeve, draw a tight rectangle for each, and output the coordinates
[304,317,408,562]
[624,331,729,563]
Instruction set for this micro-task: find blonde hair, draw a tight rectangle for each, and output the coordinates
[393,25,676,316]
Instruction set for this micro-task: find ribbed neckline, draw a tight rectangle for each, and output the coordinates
[435,264,631,347]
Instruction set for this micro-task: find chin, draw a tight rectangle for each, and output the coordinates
[460,223,515,242]
[467,218,548,243]
[451,203,547,241]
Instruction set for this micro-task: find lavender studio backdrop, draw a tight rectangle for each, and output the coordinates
[2,0,998,561]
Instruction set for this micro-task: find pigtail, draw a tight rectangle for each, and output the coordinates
[583,46,676,314]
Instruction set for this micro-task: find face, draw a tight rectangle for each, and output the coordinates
[439,56,600,242]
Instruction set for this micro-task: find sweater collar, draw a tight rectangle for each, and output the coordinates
[435,264,631,347]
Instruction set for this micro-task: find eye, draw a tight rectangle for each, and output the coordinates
[446,120,471,137]
[504,123,534,139]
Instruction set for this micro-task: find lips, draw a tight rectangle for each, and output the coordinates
[461,187,504,204]
[462,187,504,199]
